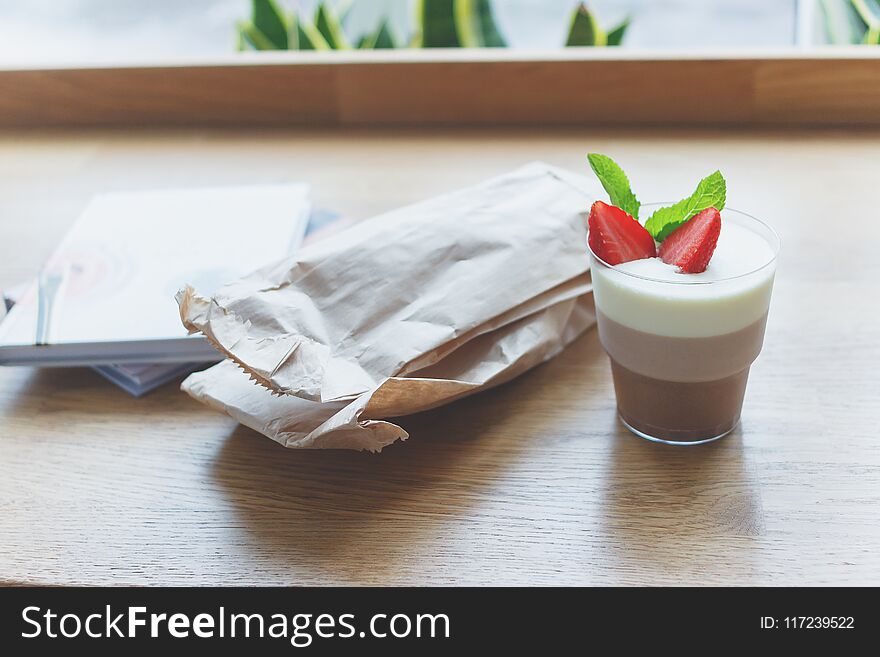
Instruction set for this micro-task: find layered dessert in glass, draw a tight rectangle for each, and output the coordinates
[585,155,779,445]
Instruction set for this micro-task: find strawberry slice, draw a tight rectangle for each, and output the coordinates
[658,207,722,273]
[588,201,656,265]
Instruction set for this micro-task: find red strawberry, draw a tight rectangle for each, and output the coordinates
[588,201,656,265]
[659,207,722,273]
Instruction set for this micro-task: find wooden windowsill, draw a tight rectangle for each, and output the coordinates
[1,48,879,128]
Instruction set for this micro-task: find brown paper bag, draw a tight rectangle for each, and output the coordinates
[178,162,598,451]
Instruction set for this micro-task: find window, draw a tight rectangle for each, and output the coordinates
[0,1,877,127]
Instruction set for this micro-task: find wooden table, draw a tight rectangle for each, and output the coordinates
[1,127,879,586]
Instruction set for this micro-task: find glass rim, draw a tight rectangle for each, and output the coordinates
[587,204,781,286]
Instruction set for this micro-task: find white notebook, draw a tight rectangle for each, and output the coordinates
[0,184,310,366]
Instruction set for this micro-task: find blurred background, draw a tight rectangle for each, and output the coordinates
[1,0,875,66]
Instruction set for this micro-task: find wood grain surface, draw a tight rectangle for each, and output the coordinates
[1,50,879,128]
[1,127,879,585]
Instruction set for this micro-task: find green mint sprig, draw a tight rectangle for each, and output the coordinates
[587,153,641,220]
[644,171,726,241]
[586,153,727,242]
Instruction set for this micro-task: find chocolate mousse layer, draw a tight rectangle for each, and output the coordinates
[610,359,749,442]
[597,311,769,442]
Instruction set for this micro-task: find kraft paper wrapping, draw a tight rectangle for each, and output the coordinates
[178,162,599,451]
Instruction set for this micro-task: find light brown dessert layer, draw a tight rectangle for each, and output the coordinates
[597,311,768,383]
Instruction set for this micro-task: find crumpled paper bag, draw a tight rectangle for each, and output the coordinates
[178,162,599,451]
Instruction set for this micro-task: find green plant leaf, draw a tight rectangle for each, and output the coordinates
[587,154,640,219]
[566,3,606,47]
[820,0,868,44]
[606,16,630,46]
[314,2,350,49]
[236,23,247,51]
[455,0,507,47]
[853,0,880,43]
[373,21,397,49]
[290,12,330,50]
[251,0,288,49]
[417,0,462,48]
[853,0,880,26]
[644,171,727,241]
[238,21,279,51]
[359,20,397,49]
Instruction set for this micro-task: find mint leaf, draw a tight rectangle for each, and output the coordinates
[587,153,641,220]
[644,171,726,241]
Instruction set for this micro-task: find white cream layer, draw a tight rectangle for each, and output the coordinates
[591,220,776,338]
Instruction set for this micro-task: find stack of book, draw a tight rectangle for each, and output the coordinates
[0,184,326,396]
